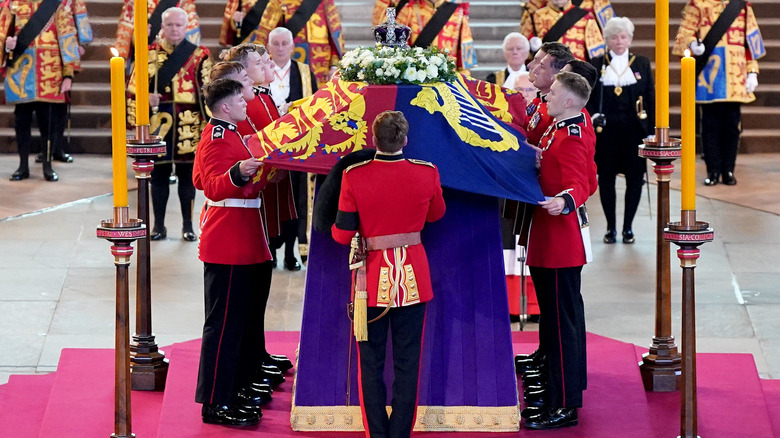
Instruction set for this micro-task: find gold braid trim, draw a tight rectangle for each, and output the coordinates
[290,404,520,431]
[289,334,519,432]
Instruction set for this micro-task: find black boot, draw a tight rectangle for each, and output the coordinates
[10,163,29,181]
[42,158,58,182]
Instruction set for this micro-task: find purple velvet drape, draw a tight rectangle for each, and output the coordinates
[294,189,518,409]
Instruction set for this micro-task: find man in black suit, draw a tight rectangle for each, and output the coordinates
[268,26,318,270]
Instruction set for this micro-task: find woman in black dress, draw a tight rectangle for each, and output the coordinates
[587,16,654,244]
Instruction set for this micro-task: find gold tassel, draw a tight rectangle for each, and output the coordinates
[353,290,368,342]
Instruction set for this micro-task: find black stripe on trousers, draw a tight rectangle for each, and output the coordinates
[195,261,272,405]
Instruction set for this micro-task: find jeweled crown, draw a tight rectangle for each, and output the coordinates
[372,8,411,48]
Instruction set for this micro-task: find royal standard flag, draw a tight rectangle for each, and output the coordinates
[251,74,544,204]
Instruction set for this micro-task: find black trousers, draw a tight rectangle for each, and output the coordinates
[700,102,741,175]
[150,162,195,232]
[530,266,586,408]
[358,303,426,438]
[269,171,309,262]
[14,102,67,165]
[195,261,272,405]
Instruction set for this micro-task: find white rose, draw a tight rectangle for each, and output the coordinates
[426,64,438,79]
[403,67,418,82]
[376,68,384,76]
[416,70,427,82]
[357,71,365,80]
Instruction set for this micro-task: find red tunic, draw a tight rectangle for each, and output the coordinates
[193,118,272,265]
[527,113,597,268]
[525,96,553,147]
[332,154,446,308]
[239,90,297,239]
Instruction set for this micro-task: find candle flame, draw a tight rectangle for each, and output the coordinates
[110,47,119,57]
[684,49,691,58]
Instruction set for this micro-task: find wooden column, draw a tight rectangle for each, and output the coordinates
[128,127,169,390]
[638,128,682,391]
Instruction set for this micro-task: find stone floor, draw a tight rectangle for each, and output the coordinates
[1,152,780,385]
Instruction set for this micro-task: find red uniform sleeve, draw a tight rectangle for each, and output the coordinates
[506,93,529,135]
[195,138,268,201]
[331,170,358,245]
[558,135,592,209]
[426,168,446,222]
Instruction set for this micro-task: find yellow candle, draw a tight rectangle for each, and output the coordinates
[134,0,149,126]
[681,51,695,211]
[655,0,669,128]
[110,48,128,208]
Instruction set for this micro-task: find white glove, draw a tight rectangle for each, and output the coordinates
[529,36,542,53]
[689,40,705,56]
[745,72,758,93]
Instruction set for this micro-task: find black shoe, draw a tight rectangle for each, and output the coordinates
[521,406,544,420]
[722,171,737,185]
[201,404,259,426]
[247,381,273,394]
[43,165,58,182]
[169,175,177,184]
[515,350,544,374]
[603,229,616,244]
[524,394,546,408]
[524,407,578,430]
[522,374,546,388]
[622,230,635,244]
[704,172,719,186]
[182,230,198,241]
[264,354,293,372]
[301,254,308,265]
[284,259,302,271]
[54,152,73,163]
[235,387,272,407]
[523,386,547,401]
[10,167,29,181]
[255,365,285,386]
[151,227,167,240]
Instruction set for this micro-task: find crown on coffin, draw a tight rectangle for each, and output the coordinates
[372,7,411,48]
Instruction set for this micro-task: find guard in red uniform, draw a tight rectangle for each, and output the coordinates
[523,71,597,430]
[208,54,295,378]
[219,43,298,271]
[525,42,573,147]
[193,79,276,427]
[331,111,446,438]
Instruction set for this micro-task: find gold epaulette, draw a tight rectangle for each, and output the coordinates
[408,158,435,168]
[344,159,372,173]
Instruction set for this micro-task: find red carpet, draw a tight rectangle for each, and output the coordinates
[761,379,780,436]
[0,373,55,438]
[1,331,779,437]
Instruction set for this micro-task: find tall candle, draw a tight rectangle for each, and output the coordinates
[655,0,669,128]
[134,0,149,125]
[680,51,695,211]
[110,48,128,208]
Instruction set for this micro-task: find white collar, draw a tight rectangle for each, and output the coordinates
[274,59,292,72]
